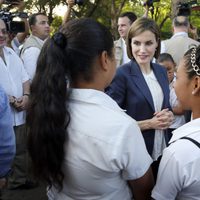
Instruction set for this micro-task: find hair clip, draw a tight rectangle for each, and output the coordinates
[190,48,200,76]
[52,32,67,49]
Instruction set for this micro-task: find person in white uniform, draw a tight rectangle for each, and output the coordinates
[27,18,154,200]
[152,45,200,200]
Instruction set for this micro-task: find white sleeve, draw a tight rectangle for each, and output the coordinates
[152,148,183,200]
[21,47,40,81]
[112,120,153,180]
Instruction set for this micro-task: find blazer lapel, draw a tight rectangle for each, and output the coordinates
[129,61,155,111]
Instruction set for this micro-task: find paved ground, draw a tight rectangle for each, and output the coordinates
[1,182,47,200]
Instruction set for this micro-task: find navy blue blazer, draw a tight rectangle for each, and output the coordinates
[106,60,171,155]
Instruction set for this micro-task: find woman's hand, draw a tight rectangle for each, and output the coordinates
[151,109,174,130]
[13,95,29,111]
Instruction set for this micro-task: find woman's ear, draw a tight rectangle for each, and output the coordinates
[99,51,109,71]
[192,76,200,96]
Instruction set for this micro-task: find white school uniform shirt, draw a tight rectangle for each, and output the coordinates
[47,89,152,200]
[0,47,29,126]
[152,118,200,200]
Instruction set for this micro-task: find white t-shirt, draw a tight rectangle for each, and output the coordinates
[0,47,29,126]
[47,89,152,200]
[152,118,200,200]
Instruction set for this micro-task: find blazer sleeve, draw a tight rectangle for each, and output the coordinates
[106,67,127,108]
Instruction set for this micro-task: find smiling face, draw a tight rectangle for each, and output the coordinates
[174,58,192,110]
[131,30,158,68]
[0,19,7,48]
[118,16,132,40]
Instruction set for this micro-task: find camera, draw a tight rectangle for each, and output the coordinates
[0,9,28,33]
[176,0,198,16]
[74,0,84,6]
[177,3,191,16]
[4,0,21,4]
[143,0,160,7]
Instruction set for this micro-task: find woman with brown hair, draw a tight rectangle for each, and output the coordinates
[107,17,174,178]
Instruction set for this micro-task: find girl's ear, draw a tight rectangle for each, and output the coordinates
[99,51,109,71]
[192,76,200,96]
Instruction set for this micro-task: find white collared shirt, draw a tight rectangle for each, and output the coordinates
[0,47,29,126]
[152,118,200,200]
[48,89,152,200]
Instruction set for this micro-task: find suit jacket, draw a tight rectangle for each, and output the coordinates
[162,33,199,65]
[106,60,171,155]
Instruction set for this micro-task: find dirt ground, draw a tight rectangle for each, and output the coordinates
[1,182,47,200]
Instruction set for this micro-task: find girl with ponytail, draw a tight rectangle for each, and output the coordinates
[27,18,154,200]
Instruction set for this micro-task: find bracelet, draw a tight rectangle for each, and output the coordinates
[23,93,30,97]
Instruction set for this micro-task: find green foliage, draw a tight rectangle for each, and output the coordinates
[51,16,62,35]
[24,0,200,40]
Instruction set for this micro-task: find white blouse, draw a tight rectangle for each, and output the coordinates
[143,71,166,160]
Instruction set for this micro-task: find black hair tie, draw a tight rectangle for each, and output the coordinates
[52,32,67,49]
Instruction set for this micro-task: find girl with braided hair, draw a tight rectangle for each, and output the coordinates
[152,45,200,199]
[27,18,154,200]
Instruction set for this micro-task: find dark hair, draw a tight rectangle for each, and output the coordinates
[173,16,189,28]
[183,45,200,79]
[26,18,114,190]
[119,12,137,24]
[126,17,161,59]
[29,13,47,27]
[157,53,176,64]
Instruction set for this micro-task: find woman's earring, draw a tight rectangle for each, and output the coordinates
[192,90,195,95]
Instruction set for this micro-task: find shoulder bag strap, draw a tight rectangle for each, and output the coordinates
[180,137,200,149]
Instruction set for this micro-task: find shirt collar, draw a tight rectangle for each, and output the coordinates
[169,118,200,143]
[3,46,13,55]
[32,35,47,45]
[172,32,188,38]
[69,89,125,112]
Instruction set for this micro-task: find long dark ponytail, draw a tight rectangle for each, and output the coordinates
[27,18,114,190]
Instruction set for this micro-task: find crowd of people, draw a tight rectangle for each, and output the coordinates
[0,0,200,199]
